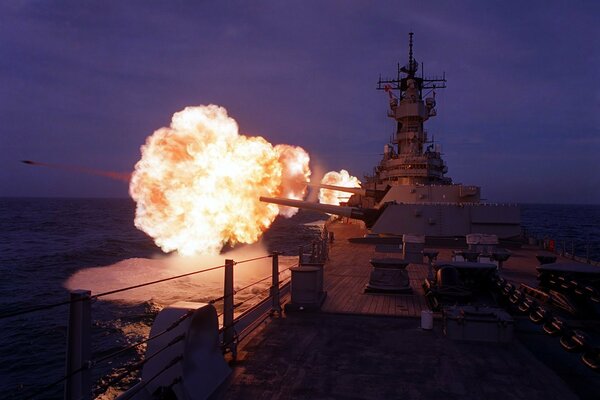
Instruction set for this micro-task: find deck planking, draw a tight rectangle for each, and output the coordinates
[319,220,588,318]
[321,221,430,317]
[220,313,579,400]
[217,220,597,400]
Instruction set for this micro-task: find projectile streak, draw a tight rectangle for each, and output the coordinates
[21,160,131,182]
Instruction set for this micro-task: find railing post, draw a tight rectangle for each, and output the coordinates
[571,241,575,260]
[65,289,91,400]
[223,259,237,359]
[270,252,282,314]
[587,243,591,263]
[562,240,566,257]
[319,239,324,262]
[298,245,303,266]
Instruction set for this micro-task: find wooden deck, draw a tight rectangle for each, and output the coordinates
[320,220,584,318]
[215,220,596,400]
[321,221,429,317]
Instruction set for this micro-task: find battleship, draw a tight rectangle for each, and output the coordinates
[43,34,599,400]
[261,33,520,242]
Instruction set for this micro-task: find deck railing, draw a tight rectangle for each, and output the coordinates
[2,226,330,399]
[521,228,600,266]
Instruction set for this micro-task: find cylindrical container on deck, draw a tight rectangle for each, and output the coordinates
[421,310,434,330]
[403,234,425,264]
[290,266,320,305]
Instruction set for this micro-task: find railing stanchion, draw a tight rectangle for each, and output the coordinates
[65,289,91,400]
[319,239,323,263]
[587,243,591,263]
[223,259,237,359]
[270,252,282,314]
[319,238,323,263]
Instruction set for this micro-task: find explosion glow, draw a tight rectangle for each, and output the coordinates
[129,105,310,256]
[318,169,361,206]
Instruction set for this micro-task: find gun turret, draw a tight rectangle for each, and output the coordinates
[259,196,381,227]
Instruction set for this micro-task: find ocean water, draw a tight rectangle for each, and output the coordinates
[0,198,326,399]
[520,203,600,260]
[0,199,598,399]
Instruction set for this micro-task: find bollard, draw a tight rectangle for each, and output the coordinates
[65,290,91,400]
[270,252,282,314]
[223,259,237,359]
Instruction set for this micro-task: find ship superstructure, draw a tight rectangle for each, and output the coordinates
[373,32,449,186]
[355,32,480,207]
[261,33,520,239]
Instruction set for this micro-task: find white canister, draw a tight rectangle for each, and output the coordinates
[421,310,433,330]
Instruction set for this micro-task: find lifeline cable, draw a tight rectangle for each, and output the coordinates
[0,263,226,319]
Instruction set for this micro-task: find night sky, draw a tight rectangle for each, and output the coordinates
[1,1,598,204]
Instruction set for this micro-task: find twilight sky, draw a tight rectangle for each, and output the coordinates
[1,1,599,203]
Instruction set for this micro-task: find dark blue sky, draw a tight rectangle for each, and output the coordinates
[1,1,598,203]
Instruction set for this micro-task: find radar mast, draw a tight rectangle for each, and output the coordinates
[371,32,449,186]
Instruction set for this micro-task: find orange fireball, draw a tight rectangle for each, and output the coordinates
[129,105,310,255]
[318,169,361,206]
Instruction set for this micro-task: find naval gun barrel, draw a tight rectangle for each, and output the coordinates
[259,196,380,227]
[308,183,390,203]
[308,183,366,196]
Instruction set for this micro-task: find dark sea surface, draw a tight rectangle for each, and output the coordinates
[520,203,600,260]
[0,198,326,399]
[0,199,598,399]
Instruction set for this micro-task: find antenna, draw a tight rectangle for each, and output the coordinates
[408,32,414,69]
[376,32,446,94]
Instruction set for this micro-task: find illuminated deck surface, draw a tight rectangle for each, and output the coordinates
[217,313,577,400]
[322,221,573,316]
[214,221,585,399]
[321,221,428,317]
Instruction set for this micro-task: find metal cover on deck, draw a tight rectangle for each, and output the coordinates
[536,262,600,274]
